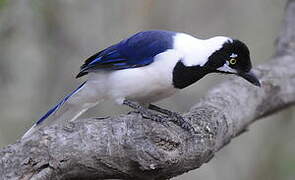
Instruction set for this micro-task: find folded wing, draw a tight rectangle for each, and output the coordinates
[76,30,175,78]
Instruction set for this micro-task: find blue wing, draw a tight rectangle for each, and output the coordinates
[76,30,175,78]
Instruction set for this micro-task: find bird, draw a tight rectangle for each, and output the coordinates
[22,30,260,139]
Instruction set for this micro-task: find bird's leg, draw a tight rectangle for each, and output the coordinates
[148,104,196,133]
[123,99,167,123]
[123,100,195,133]
[148,104,175,115]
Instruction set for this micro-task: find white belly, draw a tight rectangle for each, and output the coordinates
[87,49,182,105]
[109,69,178,104]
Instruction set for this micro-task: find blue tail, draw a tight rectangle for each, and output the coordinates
[36,81,87,125]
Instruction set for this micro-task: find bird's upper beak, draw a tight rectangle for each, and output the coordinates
[238,70,261,87]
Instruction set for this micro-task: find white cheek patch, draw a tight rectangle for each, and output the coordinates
[217,63,237,73]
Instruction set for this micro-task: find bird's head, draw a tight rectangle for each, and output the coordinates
[203,37,260,87]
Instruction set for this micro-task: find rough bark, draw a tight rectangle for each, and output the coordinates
[1,1,295,180]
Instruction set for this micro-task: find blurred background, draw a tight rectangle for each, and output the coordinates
[0,0,294,179]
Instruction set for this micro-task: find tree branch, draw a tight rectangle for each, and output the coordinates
[1,1,295,179]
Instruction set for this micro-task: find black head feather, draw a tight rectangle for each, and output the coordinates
[204,39,252,73]
[172,39,259,89]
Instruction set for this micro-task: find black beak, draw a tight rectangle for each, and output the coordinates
[238,70,261,87]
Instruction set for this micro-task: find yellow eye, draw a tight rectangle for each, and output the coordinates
[229,58,237,65]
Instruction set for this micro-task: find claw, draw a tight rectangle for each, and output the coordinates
[167,111,196,133]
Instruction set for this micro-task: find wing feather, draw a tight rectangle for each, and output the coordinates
[76,30,175,78]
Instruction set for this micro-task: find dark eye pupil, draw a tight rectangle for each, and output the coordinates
[229,58,237,64]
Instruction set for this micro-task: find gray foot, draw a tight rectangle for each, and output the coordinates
[148,104,196,133]
[123,100,167,124]
[123,100,195,133]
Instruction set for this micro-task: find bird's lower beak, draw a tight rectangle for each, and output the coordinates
[238,70,261,87]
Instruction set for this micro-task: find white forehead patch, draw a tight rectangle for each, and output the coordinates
[173,33,233,67]
[230,53,238,58]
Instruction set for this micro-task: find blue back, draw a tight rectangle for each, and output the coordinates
[76,30,175,78]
